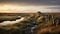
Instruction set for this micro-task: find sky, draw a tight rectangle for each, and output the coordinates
[0,0,60,13]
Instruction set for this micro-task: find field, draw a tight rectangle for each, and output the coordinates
[0,12,60,34]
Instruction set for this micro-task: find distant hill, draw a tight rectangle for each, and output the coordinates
[0,13,60,16]
[0,13,34,16]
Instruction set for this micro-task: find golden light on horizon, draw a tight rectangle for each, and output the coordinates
[0,4,57,13]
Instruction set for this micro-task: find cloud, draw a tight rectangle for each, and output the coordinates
[0,4,60,13]
[0,0,60,13]
[0,0,60,5]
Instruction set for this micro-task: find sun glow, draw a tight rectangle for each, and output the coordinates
[0,4,46,13]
